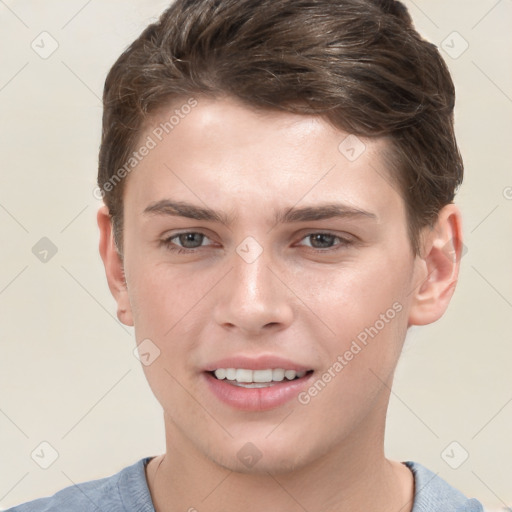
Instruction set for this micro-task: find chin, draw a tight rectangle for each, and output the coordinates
[221,453,310,476]
[206,436,315,476]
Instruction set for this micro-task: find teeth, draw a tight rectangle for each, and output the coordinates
[214,368,227,380]
[272,368,285,381]
[236,369,253,382]
[284,369,297,380]
[213,368,307,383]
[253,369,273,382]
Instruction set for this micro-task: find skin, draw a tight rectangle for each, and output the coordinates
[98,94,463,512]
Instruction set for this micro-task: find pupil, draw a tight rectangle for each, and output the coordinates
[179,233,203,248]
[311,234,334,248]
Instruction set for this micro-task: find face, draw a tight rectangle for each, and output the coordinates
[106,95,431,474]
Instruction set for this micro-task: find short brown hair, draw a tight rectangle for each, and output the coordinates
[98,0,463,256]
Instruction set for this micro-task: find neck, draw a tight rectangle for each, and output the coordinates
[146,409,414,512]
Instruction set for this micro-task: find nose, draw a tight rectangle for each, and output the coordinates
[213,244,294,335]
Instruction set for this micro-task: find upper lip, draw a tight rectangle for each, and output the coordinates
[204,354,313,372]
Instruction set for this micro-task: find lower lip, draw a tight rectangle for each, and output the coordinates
[203,371,314,411]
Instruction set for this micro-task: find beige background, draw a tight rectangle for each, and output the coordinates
[0,0,511,510]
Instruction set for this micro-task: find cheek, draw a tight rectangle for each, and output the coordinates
[294,251,413,405]
[294,252,410,332]
[295,294,408,440]
[127,262,212,404]
[128,261,201,336]
[127,265,206,415]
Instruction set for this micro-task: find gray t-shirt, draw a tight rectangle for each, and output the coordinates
[5,458,484,511]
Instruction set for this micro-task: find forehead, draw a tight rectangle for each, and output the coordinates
[125,95,403,220]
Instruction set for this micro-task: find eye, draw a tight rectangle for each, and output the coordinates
[161,231,214,253]
[160,230,354,255]
[298,232,353,251]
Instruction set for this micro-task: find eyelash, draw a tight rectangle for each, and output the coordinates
[160,231,354,255]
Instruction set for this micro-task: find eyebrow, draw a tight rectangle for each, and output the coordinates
[143,199,377,225]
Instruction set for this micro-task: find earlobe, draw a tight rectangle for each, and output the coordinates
[408,204,463,326]
[97,206,134,326]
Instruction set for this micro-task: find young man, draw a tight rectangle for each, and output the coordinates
[8,0,485,510]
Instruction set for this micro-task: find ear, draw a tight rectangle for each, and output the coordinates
[97,206,134,326]
[408,204,463,326]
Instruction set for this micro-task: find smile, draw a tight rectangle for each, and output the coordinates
[204,368,315,410]
[212,368,309,387]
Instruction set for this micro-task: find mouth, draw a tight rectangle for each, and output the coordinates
[202,355,316,410]
[207,368,314,388]
[203,367,315,410]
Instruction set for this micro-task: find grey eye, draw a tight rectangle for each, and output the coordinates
[177,232,205,248]
[306,233,337,248]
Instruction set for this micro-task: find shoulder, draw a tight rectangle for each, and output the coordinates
[405,461,485,512]
[5,457,155,512]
